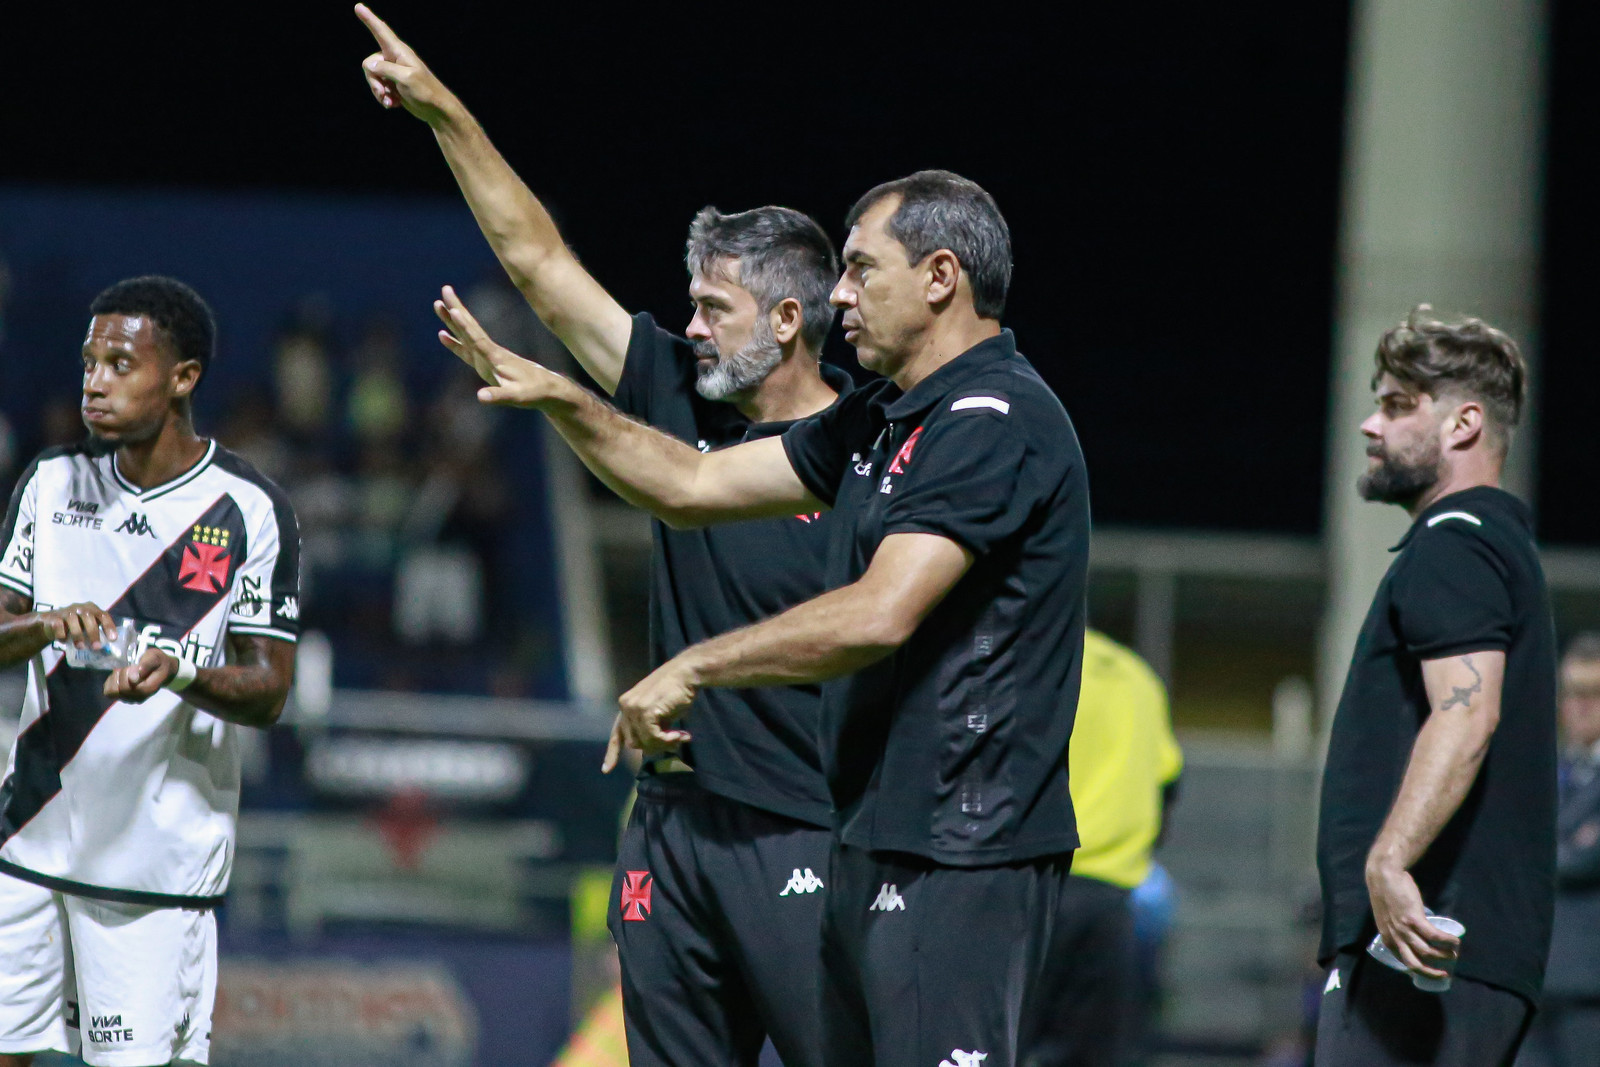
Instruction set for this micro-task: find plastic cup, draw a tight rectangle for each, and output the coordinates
[1409,916,1464,992]
[1366,913,1464,993]
[62,617,139,671]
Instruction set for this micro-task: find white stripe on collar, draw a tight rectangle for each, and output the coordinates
[1426,510,1482,527]
[950,396,1010,415]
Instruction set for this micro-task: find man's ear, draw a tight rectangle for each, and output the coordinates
[924,249,962,307]
[770,297,804,346]
[1446,399,1486,451]
[172,359,203,400]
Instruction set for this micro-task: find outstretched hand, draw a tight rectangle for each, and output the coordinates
[434,286,572,409]
[355,4,453,124]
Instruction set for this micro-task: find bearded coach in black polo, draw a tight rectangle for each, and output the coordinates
[434,170,1088,1067]
[1315,308,1557,1067]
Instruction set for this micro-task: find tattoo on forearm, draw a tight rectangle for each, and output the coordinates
[1440,655,1484,711]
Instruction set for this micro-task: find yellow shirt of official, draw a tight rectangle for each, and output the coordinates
[1068,630,1183,889]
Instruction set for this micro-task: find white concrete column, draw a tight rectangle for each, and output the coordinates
[1320,0,1547,724]
[1134,566,1177,686]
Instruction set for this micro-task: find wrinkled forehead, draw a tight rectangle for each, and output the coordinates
[843,196,903,261]
[688,260,754,306]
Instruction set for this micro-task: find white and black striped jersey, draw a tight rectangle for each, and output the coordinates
[0,440,300,907]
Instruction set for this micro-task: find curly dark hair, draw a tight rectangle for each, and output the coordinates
[89,276,216,381]
[1373,305,1527,449]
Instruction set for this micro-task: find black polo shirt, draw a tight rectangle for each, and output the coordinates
[613,313,850,827]
[1317,486,1558,1003]
[781,330,1089,867]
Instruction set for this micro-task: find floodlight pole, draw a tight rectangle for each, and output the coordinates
[1320,0,1547,739]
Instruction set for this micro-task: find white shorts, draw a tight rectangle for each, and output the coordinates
[0,870,216,1066]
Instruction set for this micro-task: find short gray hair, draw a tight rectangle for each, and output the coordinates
[845,169,1013,319]
[685,206,839,351]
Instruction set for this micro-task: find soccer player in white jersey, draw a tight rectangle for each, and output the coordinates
[0,277,301,1067]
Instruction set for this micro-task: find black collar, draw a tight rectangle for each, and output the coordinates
[881,330,1016,422]
[1391,484,1526,551]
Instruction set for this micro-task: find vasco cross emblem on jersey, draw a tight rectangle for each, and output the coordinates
[621,870,653,921]
[179,525,232,593]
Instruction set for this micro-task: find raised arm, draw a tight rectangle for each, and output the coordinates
[1365,650,1505,977]
[435,286,823,526]
[356,4,631,393]
[604,532,974,770]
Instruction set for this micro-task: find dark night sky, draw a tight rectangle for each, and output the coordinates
[1536,0,1596,547]
[2,1,1589,542]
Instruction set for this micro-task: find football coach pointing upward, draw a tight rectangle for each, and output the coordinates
[437,171,1090,1067]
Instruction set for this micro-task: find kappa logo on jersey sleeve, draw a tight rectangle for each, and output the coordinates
[621,870,653,921]
[180,525,233,593]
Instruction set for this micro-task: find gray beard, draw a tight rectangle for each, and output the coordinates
[694,331,783,402]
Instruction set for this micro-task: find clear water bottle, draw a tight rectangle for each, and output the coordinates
[63,617,139,670]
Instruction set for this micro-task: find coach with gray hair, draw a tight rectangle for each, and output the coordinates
[356,9,855,1066]
[1315,308,1558,1066]
[434,168,1091,1067]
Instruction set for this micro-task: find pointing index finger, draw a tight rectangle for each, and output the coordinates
[354,4,411,63]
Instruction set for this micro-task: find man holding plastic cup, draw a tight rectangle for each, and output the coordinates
[1315,308,1558,1066]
